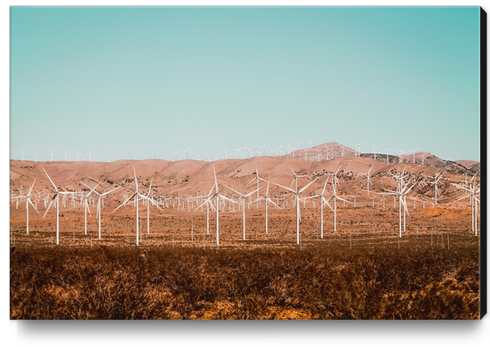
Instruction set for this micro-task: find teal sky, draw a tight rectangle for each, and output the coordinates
[10,6,481,162]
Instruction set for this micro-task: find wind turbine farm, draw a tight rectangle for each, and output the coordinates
[9,6,482,323]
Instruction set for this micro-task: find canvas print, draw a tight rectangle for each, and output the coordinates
[10,6,483,320]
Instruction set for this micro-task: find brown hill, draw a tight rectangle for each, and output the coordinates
[10,150,477,206]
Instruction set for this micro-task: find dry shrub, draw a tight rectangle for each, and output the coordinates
[10,245,479,319]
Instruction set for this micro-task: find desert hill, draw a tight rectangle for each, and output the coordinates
[10,143,479,206]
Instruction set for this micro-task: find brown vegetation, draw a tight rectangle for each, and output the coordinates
[10,240,479,320]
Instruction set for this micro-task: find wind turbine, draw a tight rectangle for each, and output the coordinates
[235,148,241,158]
[454,173,480,235]
[397,149,403,163]
[304,177,333,239]
[75,150,82,161]
[246,165,263,207]
[80,182,98,235]
[385,149,390,163]
[186,147,190,160]
[43,168,72,245]
[34,150,40,162]
[410,149,417,163]
[16,179,39,234]
[356,143,361,157]
[223,147,229,159]
[86,151,93,162]
[272,167,318,244]
[425,171,443,204]
[360,164,374,195]
[225,185,260,240]
[372,145,377,160]
[325,165,351,233]
[253,178,281,234]
[49,150,55,161]
[61,150,68,161]
[153,149,158,159]
[114,166,160,245]
[379,177,416,237]
[82,182,120,239]
[194,167,237,247]
[20,149,25,161]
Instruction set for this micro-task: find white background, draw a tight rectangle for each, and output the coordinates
[3,1,489,346]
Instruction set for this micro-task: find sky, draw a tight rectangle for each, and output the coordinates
[10,6,481,162]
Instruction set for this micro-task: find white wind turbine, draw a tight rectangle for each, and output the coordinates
[225,185,260,240]
[385,149,390,163]
[379,177,416,237]
[425,171,443,204]
[325,165,351,233]
[16,179,39,234]
[86,151,93,162]
[75,150,82,161]
[253,178,281,234]
[80,182,98,235]
[360,164,374,195]
[153,149,158,159]
[372,145,377,160]
[223,147,229,159]
[304,177,333,239]
[246,165,264,207]
[20,149,26,161]
[186,147,190,160]
[194,167,237,247]
[453,173,479,235]
[397,149,404,163]
[82,182,120,239]
[62,150,68,161]
[410,149,417,163]
[174,150,179,161]
[114,166,160,245]
[273,167,318,244]
[43,168,72,245]
[141,177,163,234]
[235,148,241,158]
[356,142,361,157]
[34,150,40,162]
[49,150,55,161]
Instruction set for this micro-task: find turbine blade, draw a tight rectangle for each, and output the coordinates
[268,198,281,209]
[245,188,261,197]
[86,201,92,217]
[148,177,153,196]
[133,166,138,192]
[322,197,334,211]
[28,198,40,214]
[43,168,58,192]
[101,186,119,196]
[299,177,318,193]
[43,194,57,218]
[28,178,36,196]
[272,181,296,193]
[114,193,136,211]
[224,185,243,197]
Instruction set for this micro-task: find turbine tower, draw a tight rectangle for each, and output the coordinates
[273,167,318,244]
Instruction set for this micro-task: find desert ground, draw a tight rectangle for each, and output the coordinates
[10,144,481,319]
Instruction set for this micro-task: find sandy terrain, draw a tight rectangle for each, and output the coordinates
[9,149,479,249]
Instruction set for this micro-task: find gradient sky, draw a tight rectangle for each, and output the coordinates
[10,6,481,162]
